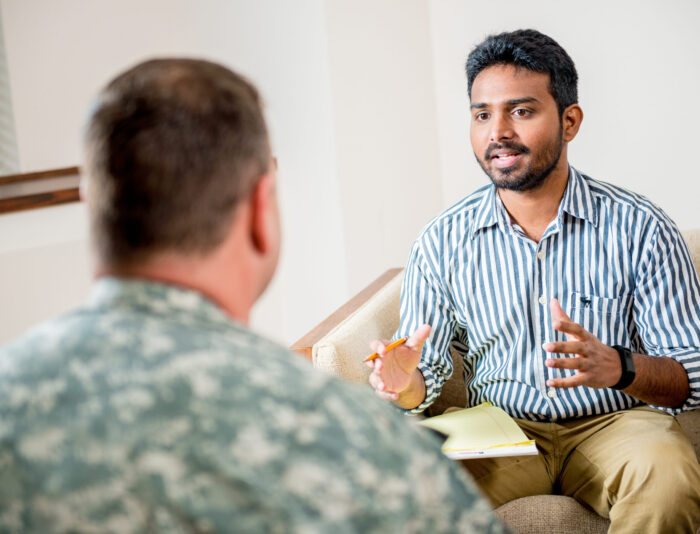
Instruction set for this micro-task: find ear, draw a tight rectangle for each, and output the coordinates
[249,173,276,255]
[562,104,583,143]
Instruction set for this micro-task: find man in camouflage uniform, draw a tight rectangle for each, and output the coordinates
[0,59,506,533]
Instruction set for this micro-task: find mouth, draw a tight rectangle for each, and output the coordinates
[490,151,523,169]
[485,143,529,170]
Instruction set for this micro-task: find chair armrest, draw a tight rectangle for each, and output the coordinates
[290,268,404,385]
[291,268,403,360]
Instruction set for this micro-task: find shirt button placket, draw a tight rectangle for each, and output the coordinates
[537,247,547,306]
[535,243,555,411]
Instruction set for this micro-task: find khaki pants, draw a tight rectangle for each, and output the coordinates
[462,407,700,534]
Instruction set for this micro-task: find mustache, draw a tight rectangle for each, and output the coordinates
[485,141,531,160]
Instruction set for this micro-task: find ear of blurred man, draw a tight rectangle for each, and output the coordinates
[247,168,282,301]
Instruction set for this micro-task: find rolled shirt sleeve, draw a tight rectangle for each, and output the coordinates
[396,231,460,414]
[633,219,700,413]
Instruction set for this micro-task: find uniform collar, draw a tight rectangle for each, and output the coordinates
[88,277,237,330]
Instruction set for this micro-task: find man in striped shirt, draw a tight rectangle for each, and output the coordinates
[367,29,700,532]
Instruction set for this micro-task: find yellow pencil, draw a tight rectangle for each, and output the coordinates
[363,337,408,362]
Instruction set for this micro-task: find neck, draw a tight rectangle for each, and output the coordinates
[95,248,257,325]
[497,160,570,243]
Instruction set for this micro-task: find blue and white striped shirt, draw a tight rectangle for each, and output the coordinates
[398,168,700,420]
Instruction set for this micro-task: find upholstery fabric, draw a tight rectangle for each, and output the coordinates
[312,271,402,384]
[497,496,609,534]
[684,229,700,274]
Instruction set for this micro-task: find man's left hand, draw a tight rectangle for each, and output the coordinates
[542,298,622,389]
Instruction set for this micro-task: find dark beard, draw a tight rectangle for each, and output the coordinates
[477,133,564,192]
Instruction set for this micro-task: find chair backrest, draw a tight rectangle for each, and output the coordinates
[682,229,700,275]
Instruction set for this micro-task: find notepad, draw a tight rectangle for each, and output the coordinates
[418,402,538,459]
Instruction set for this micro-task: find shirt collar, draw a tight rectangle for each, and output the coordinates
[88,277,237,330]
[559,167,598,226]
[469,166,598,239]
[469,185,503,238]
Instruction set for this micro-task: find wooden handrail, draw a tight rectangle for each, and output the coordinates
[0,166,81,215]
[0,166,80,185]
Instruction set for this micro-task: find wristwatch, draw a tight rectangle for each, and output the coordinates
[612,345,636,390]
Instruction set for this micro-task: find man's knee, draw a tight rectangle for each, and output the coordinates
[613,438,700,499]
[606,434,700,531]
[564,410,700,527]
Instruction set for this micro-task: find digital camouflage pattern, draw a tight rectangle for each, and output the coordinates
[0,278,506,534]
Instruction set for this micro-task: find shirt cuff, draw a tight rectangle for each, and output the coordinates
[405,362,445,415]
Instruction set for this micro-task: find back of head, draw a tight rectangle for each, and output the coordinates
[84,58,271,268]
[466,29,578,115]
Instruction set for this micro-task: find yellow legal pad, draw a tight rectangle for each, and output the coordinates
[418,402,538,459]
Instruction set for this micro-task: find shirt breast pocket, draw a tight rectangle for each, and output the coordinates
[569,292,630,346]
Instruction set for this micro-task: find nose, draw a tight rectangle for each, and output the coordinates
[489,113,514,142]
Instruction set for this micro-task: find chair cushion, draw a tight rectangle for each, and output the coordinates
[496,495,609,534]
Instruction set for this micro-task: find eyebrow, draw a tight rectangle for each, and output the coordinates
[470,97,540,110]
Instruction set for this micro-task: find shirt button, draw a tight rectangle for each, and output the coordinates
[538,295,546,305]
[547,387,557,398]
[537,251,545,260]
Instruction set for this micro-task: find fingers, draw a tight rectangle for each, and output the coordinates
[546,375,586,389]
[367,324,432,361]
[406,324,431,348]
[366,325,430,400]
[368,367,398,401]
[545,355,588,371]
[368,367,383,390]
[551,319,587,339]
[374,389,399,401]
[368,339,388,354]
[549,299,583,342]
[365,338,394,364]
[542,340,585,355]
[549,298,571,322]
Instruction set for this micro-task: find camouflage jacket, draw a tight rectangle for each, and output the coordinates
[0,278,506,534]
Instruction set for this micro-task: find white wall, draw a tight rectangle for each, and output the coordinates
[0,0,349,345]
[2,0,698,346]
[0,203,92,341]
[324,0,443,294]
[428,0,700,229]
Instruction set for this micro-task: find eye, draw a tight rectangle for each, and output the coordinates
[474,111,490,121]
[513,108,531,118]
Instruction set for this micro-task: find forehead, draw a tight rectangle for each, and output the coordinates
[470,64,553,106]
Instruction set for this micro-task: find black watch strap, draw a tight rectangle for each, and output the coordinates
[612,345,636,390]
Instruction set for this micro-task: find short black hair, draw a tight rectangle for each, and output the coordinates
[84,58,271,267]
[466,29,578,115]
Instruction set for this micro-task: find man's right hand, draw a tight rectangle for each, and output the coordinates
[365,324,431,407]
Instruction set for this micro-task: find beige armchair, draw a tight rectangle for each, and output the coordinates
[291,230,700,534]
